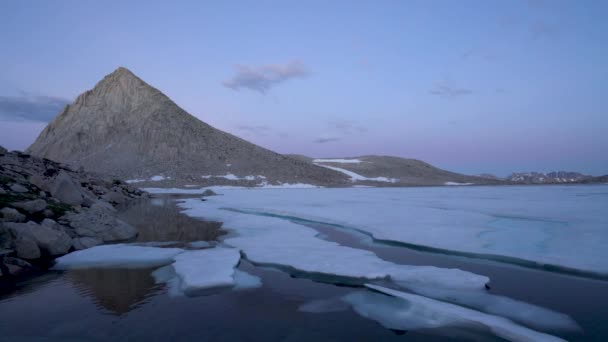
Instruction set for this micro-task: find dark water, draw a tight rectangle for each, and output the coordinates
[0,196,606,341]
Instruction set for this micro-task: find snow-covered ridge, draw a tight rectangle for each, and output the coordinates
[315,164,398,183]
[313,158,364,164]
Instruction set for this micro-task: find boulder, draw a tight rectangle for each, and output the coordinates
[72,237,102,250]
[0,188,6,194]
[9,183,29,193]
[14,237,41,259]
[50,170,84,206]
[5,221,72,256]
[101,190,126,205]
[2,257,33,276]
[0,145,7,155]
[0,207,26,222]
[62,203,137,242]
[13,199,47,214]
[202,189,218,197]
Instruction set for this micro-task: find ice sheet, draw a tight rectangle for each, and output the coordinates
[178,185,608,275]
[179,198,490,290]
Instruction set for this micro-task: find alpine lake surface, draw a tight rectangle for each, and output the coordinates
[1,185,607,341]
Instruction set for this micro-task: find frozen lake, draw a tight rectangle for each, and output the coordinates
[1,185,607,341]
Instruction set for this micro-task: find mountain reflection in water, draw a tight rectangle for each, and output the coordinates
[119,196,225,244]
[67,267,162,315]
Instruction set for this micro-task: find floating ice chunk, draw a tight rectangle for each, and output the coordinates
[444,181,474,186]
[313,158,364,164]
[410,286,580,332]
[359,285,566,342]
[315,164,398,183]
[171,248,241,295]
[53,245,183,269]
[233,270,262,290]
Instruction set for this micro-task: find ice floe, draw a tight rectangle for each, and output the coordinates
[170,249,241,295]
[53,244,183,269]
[352,285,566,342]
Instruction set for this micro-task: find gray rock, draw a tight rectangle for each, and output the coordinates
[9,183,29,193]
[50,170,84,206]
[101,191,126,205]
[0,188,6,194]
[202,189,217,196]
[72,237,102,250]
[63,203,136,242]
[42,209,55,218]
[13,199,47,214]
[3,257,33,276]
[0,145,6,155]
[0,207,26,222]
[14,237,41,259]
[5,221,72,256]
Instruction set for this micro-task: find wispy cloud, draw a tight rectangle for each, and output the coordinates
[235,124,271,136]
[223,61,310,94]
[314,137,341,144]
[313,120,368,143]
[429,81,472,98]
[0,93,70,122]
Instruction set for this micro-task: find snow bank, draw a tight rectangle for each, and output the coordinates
[53,244,183,269]
[444,181,474,186]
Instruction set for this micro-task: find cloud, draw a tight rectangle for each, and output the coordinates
[313,120,368,143]
[223,61,310,94]
[314,137,341,144]
[235,124,271,136]
[429,81,472,98]
[0,93,70,122]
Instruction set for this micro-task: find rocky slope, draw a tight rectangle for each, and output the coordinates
[507,171,593,184]
[27,67,349,187]
[299,155,502,186]
[0,146,146,278]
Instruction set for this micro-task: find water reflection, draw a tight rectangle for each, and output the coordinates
[119,196,225,244]
[67,267,161,315]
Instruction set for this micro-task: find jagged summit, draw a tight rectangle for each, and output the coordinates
[27,68,349,186]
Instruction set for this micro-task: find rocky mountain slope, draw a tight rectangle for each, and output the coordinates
[0,146,146,278]
[295,155,502,186]
[507,171,593,184]
[27,67,348,187]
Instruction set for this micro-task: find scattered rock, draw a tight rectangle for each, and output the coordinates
[5,221,72,256]
[0,207,26,223]
[62,203,137,242]
[13,199,47,214]
[9,183,29,193]
[202,189,218,197]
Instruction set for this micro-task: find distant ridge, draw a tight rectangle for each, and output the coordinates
[27,67,349,187]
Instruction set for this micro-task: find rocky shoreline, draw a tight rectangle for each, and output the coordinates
[0,146,147,279]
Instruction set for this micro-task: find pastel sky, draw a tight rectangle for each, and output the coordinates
[1,0,606,176]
